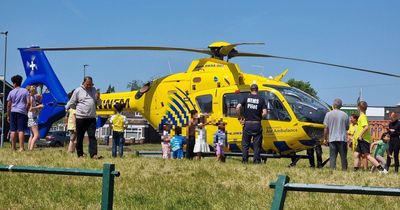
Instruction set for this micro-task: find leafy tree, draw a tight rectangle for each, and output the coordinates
[106,84,115,93]
[127,80,143,91]
[287,78,318,98]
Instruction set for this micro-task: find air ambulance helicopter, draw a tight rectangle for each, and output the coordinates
[19,42,400,157]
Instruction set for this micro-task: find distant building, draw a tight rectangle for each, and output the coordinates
[96,112,148,142]
[341,105,400,120]
[50,111,161,144]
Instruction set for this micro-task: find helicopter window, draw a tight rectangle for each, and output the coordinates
[222,91,290,121]
[196,94,213,114]
[260,92,291,121]
[223,92,248,118]
[268,85,330,124]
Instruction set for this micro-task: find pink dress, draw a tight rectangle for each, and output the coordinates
[161,131,171,159]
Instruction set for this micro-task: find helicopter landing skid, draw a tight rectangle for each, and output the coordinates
[135,150,310,163]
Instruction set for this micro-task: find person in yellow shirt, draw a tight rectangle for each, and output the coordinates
[347,114,358,151]
[66,90,77,153]
[110,103,127,158]
[348,114,368,169]
[353,101,387,173]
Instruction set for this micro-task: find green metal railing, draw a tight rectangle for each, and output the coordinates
[0,163,120,210]
[269,175,400,210]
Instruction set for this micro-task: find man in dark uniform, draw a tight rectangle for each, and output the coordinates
[236,84,267,164]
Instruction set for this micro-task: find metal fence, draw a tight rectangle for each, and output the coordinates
[269,175,400,210]
[0,163,120,210]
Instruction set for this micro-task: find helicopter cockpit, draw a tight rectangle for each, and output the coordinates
[268,85,330,124]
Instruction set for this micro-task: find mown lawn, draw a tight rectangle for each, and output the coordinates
[0,143,399,210]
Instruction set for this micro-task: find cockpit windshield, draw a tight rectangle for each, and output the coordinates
[268,85,330,124]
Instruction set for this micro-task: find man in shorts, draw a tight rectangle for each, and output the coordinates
[7,75,30,151]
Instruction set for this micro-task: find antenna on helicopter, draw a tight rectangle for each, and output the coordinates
[167,60,172,74]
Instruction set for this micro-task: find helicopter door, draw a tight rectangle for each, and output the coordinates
[222,90,294,153]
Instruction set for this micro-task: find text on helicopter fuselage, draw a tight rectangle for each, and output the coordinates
[98,98,130,109]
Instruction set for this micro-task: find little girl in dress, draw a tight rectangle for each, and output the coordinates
[161,124,171,159]
[214,121,228,162]
[193,116,210,160]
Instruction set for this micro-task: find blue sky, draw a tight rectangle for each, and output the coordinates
[1,0,399,106]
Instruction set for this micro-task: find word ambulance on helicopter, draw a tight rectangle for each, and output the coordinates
[19,42,400,160]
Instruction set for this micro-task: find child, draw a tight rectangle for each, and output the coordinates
[353,101,387,174]
[193,115,210,160]
[27,85,43,151]
[109,103,127,158]
[161,123,171,159]
[214,121,228,162]
[66,90,77,153]
[170,126,185,159]
[347,114,358,151]
[186,110,198,160]
[370,132,390,171]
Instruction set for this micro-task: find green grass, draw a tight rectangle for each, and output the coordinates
[0,143,399,210]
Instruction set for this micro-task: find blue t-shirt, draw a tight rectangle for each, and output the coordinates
[170,135,185,151]
[214,129,227,146]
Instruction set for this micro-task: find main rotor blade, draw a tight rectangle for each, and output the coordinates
[28,46,212,55]
[219,42,264,56]
[235,52,400,78]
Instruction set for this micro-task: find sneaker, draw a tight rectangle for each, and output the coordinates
[379,169,388,174]
[91,155,103,160]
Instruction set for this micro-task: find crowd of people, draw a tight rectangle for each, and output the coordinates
[6,74,400,173]
[160,110,228,162]
[6,75,42,152]
[323,99,400,174]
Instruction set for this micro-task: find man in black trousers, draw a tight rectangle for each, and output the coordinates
[236,84,267,164]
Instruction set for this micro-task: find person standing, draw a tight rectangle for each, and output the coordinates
[171,126,186,159]
[307,143,323,168]
[323,98,349,170]
[236,84,267,164]
[186,110,198,160]
[66,90,77,153]
[7,75,30,151]
[65,76,102,159]
[347,114,359,151]
[193,118,210,160]
[27,85,43,150]
[353,101,387,173]
[386,112,400,172]
[110,103,127,158]
[214,120,228,162]
[161,123,171,159]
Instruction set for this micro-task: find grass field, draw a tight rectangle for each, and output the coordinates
[0,143,399,210]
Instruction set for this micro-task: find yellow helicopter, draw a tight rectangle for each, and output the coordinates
[23,42,400,155]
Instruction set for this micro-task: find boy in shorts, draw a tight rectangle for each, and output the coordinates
[353,101,387,173]
[7,75,30,151]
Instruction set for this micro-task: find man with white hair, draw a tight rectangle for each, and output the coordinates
[323,98,349,170]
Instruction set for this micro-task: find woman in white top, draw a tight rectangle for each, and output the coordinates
[27,85,43,150]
